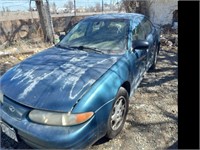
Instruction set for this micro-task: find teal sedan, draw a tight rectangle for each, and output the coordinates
[0,13,160,149]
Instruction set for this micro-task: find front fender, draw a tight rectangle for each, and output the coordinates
[72,56,130,134]
[72,56,130,113]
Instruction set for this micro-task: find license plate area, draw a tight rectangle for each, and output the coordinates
[0,121,18,142]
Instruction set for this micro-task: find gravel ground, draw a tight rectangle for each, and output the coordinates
[0,31,178,150]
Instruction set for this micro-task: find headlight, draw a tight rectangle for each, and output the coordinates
[29,110,94,126]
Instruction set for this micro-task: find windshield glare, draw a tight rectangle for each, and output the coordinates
[59,19,129,53]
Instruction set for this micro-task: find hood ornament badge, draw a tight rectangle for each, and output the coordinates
[9,105,15,112]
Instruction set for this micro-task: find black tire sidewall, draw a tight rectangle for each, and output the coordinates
[106,87,129,139]
[149,46,158,71]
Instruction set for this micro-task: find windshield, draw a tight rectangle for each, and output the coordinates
[59,18,129,53]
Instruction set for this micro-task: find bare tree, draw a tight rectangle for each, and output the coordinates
[64,0,74,13]
[120,0,137,12]
[121,0,153,17]
[35,0,54,43]
[88,6,95,12]
[95,2,101,12]
[51,2,57,14]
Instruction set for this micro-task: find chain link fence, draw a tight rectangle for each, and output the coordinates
[0,0,121,14]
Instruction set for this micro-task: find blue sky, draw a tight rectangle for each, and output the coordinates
[0,0,119,11]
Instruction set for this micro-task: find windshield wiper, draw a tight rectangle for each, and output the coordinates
[56,44,104,54]
[70,45,104,54]
[55,44,75,50]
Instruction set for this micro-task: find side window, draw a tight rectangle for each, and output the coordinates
[141,18,153,37]
[132,23,145,41]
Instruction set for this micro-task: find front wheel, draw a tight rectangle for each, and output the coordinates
[149,44,159,71]
[105,87,129,139]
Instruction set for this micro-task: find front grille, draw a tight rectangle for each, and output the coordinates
[1,96,31,120]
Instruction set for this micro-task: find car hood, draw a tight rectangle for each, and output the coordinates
[1,47,122,112]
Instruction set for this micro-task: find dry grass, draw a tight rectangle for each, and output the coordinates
[0,39,52,76]
[0,11,39,21]
[2,39,51,53]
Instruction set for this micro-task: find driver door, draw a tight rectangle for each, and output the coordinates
[132,22,147,83]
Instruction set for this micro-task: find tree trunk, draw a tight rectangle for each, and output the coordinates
[122,0,152,18]
[35,0,54,43]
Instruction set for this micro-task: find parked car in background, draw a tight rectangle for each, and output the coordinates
[0,13,160,149]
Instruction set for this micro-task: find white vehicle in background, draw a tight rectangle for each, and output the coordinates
[56,8,68,14]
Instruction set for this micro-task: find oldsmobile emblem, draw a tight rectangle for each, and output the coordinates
[9,106,15,112]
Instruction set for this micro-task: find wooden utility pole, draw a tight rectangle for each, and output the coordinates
[74,0,76,16]
[102,0,104,13]
[35,0,54,43]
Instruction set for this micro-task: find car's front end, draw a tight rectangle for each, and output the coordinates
[0,95,99,149]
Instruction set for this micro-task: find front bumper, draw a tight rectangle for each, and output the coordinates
[0,98,100,149]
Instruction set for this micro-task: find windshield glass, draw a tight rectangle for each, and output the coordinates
[59,18,129,53]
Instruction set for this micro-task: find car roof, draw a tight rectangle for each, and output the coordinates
[83,13,145,21]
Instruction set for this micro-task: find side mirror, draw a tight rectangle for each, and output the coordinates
[59,34,65,41]
[132,40,149,50]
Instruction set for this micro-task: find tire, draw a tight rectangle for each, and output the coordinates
[105,87,129,139]
[149,45,159,71]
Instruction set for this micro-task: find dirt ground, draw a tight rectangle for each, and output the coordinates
[0,30,178,149]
